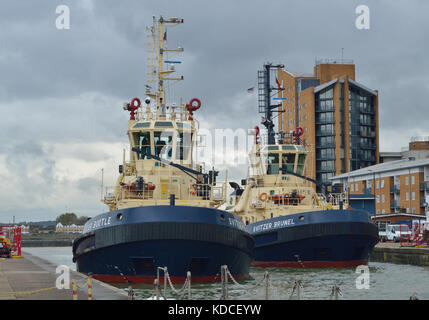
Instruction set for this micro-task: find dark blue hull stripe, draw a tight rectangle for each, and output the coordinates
[248,209,379,265]
[72,205,254,281]
[75,239,252,280]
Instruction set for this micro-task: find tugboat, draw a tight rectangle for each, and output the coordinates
[72,17,253,283]
[226,63,378,268]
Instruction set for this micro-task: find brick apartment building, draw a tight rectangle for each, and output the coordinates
[277,59,379,190]
[330,137,429,220]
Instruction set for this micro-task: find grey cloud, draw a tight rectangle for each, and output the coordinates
[78,177,100,194]
[1,0,429,221]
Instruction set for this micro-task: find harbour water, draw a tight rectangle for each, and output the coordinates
[23,247,429,300]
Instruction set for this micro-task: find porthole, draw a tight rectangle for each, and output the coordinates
[299,216,304,221]
[219,213,225,221]
[117,213,123,220]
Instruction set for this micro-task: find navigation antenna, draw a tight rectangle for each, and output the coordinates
[145,16,184,119]
[258,63,284,145]
[145,16,158,87]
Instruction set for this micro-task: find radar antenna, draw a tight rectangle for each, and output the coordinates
[257,63,284,144]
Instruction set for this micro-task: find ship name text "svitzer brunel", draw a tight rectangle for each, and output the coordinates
[252,218,295,233]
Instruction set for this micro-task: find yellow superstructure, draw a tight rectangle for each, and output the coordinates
[101,17,226,212]
[227,131,347,225]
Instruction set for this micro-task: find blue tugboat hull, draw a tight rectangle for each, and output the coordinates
[73,205,254,283]
[247,209,379,268]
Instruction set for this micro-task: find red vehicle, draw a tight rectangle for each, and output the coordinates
[0,236,12,258]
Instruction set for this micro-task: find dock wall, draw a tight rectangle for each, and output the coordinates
[22,240,73,247]
[370,246,429,267]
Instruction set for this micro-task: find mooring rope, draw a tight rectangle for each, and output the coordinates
[225,267,268,290]
[329,282,343,300]
[288,279,304,300]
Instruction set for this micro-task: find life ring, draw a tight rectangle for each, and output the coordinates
[130,97,141,109]
[259,192,268,202]
[188,98,201,112]
[187,98,201,120]
[295,126,304,137]
[126,97,141,120]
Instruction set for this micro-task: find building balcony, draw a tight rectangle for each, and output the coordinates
[316,155,336,161]
[390,200,400,209]
[359,119,376,126]
[360,107,374,114]
[363,187,372,194]
[420,182,429,192]
[360,143,377,150]
[315,119,335,125]
[316,142,336,148]
[315,130,335,136]
[360,131,376,137]
[421,199,427,208]
[315,106,335,112]
[359,154,376,162]
[390,185,400,194]
[316,167,336,173]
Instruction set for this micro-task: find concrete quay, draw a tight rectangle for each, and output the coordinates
[370,242,429,267]
[0,252,128,300]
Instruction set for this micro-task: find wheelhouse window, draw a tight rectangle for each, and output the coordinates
[266,153,279,175]
[282,153,295,173]
[134,131,151,159]
[154,131,173,160]
[296,154,306,175]
[176,131,193,161]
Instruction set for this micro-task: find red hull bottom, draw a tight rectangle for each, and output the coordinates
[92,273,249,284]
[251,259,368,268]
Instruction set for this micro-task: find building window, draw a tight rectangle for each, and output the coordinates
[376,180,379,189]
[405,176,409,185]
[351,184,354,192]
[382,209,386,214]
[412,208,416,213]
[377,209,380,214]
[406,192,409,201]
[412,176,415,185]
[381,180,384,188]
[382,194,385,203]
[412,192,415,200]
[376,195,380,203]
[356,183,359,192]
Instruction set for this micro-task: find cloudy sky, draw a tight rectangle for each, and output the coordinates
[0,0,428,222]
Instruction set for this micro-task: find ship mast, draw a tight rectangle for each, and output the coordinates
[257,63,284,144]
[146,16,184,120]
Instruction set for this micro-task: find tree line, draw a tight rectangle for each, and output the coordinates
[56,213,90,225]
